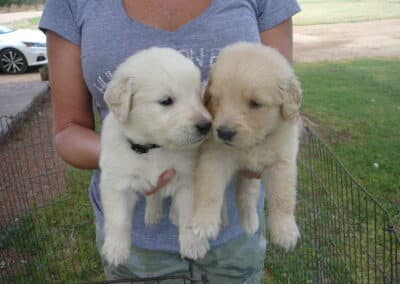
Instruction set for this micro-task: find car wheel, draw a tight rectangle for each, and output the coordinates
[0,48,28,74]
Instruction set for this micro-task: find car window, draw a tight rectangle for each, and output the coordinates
[0,26,14,34]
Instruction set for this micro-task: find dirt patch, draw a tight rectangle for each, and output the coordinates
[301,114,355,147]
[0,95,67,226]
[294,19,400,62]
[0,248,31,276]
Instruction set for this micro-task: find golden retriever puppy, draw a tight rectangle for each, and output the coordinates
[192,42,302,251]
[100,47,211,266]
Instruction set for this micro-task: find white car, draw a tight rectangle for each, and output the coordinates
[0,25,47,74]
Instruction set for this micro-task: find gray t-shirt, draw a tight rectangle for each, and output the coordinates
[40,0,300,252]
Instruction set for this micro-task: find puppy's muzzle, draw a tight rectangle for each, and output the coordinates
[217,126,236,142]
[195,120,212,136]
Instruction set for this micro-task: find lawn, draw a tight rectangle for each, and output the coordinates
[297,59,400,221]
[294,0,400,25]
[0,168,103,283]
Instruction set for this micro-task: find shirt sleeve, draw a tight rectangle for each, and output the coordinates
[257,0,301,32]
[39,0,81,46]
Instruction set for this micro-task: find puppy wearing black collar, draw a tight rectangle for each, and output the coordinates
[99,47,211,266]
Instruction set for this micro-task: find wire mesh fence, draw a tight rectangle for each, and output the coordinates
[0,92,399,283]
[266,127,399,283]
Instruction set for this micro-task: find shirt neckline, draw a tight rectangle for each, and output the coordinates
[116,0,216,35]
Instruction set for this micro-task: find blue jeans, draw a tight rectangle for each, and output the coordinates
[96,214,266,283]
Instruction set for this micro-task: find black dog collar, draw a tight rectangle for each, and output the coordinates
[127,138,160,154]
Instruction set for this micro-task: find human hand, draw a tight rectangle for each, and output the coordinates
[145,169,176,196]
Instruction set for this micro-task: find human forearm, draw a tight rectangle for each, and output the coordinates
[260,18,293,63]
[47,31,100,169]
[55,124,100,169]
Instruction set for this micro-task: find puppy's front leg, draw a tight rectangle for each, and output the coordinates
[263,161,299,250]
[236,176,261,235]
[145,194,163,225]
[175,185,209,260]
[192,148,236,240]
[101,177,137,266]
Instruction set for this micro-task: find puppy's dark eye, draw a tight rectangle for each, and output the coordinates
[249,99,262,109]
[159,97,174,106]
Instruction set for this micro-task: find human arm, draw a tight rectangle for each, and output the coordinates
[47,31,100,169]
[260,17,294,63]
[257,0,300,63]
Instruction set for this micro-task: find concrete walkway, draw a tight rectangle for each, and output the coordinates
[0,81,49,137]
[0,81,48,117]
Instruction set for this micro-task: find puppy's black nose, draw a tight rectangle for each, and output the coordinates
[195,120,212,135]
[217,127,236,141]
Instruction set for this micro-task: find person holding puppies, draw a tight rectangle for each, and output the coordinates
[40,0,301,282]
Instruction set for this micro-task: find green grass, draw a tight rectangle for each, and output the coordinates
[266,125,396,283]
[296,59,400,220]
[294,0,400,25]
[0,168,103,283]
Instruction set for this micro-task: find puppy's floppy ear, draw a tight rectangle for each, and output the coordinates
[280,75,302,120]
[104,76,135,122]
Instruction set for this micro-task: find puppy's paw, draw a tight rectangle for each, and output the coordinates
[145,206,163,225]
[240,208,259,235]
[269,215,300,251]
[192,212,220,240]
[101,233,131,266]
[179,228,210,260]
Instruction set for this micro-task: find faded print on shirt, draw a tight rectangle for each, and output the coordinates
[93,47,221,98]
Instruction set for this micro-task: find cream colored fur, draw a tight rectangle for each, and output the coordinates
[192,42,302,251]
[99,47,211,266]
